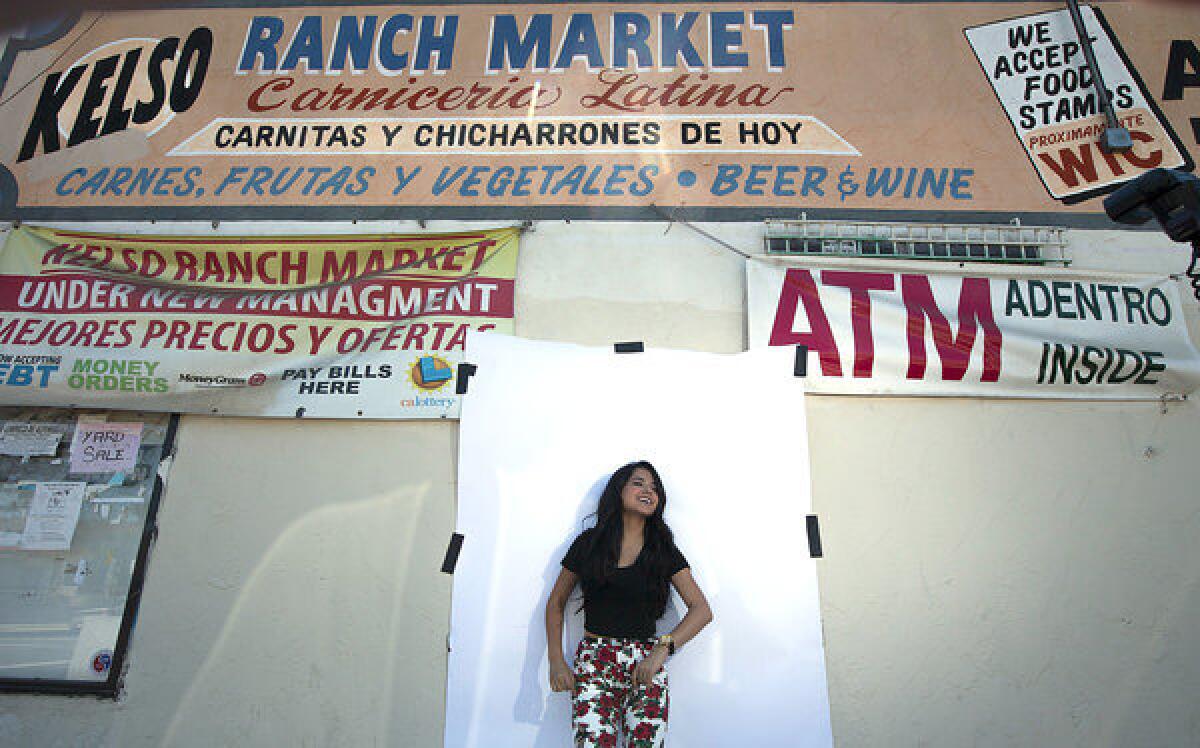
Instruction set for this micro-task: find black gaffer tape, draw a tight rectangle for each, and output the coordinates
[794,345,808,377]
[614,341,644,353]
[455,363,477,395]
[441,533,465,574]
[806,515,823,558]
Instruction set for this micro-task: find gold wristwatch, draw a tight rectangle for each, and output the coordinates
[657,634,675,656]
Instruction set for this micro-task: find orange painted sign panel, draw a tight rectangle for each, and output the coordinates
[0,3,1194,217]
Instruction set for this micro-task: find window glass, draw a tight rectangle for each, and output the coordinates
[0,408,173,689]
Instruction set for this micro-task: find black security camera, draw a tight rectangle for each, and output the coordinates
[1104,168,1200,301]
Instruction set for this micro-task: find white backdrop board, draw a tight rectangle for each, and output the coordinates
[447,333,832,747]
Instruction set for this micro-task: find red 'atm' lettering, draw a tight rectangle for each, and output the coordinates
[770,269,1004,382]
[821,271,894,377]
[901,275,1002,381]
[768,268,842,376]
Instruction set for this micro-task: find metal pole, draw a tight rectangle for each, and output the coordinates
[1064,0,1132,152]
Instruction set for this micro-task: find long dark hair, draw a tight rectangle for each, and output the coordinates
[577,460,677,618]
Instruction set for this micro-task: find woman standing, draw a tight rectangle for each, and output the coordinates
[545,461,713,748]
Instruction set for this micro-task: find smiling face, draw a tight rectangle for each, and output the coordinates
[620,466,660,517]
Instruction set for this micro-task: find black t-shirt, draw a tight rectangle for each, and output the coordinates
[561,529,689,639]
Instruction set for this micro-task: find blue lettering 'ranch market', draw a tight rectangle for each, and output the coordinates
[236,12,795,74]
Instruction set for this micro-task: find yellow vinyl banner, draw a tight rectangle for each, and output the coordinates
[0,226,520,418]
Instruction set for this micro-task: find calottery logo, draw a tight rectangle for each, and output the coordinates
[409,355,454,392]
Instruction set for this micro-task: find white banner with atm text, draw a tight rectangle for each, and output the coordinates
[748,259,1200,399]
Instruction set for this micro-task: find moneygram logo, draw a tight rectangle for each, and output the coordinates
[179,373,251,388]
[408,355,454,392]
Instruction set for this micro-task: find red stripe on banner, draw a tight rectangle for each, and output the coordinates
[38,268,474,284]
[31,238,508,286]
[0,275,515,321]
[40,231,492,245]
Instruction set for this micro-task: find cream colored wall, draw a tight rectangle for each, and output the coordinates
[809,395,1200,748]
[0,221,1198,748]
[2,416,458,748]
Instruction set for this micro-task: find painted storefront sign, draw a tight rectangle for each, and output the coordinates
[0,3,1194,218]
[965,6,1190,203]
[0,226,519,418]
[747,259,1200,399]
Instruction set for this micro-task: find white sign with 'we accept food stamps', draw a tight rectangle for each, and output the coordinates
[965,6,1191,203]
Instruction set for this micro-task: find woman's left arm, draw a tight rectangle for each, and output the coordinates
[633,569,713,685]
[664,568,713,649]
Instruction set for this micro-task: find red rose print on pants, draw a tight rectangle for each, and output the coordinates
[571,637,668,748]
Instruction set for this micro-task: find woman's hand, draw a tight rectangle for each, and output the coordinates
[549,659,576,692]
[545,568,578,693]
[633,645,669,687]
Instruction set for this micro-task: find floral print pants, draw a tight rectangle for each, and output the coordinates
[572,636,668,748]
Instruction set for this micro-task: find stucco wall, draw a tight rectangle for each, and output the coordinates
[0,220,1198,748]
[809,395,1200,748]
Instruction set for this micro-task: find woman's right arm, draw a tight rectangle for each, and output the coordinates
[545,566,579,692]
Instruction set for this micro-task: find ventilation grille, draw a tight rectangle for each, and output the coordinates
[764,219,1069,264]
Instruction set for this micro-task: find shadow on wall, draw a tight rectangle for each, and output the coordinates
[510,475,602,748]
[146,481,450,748]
